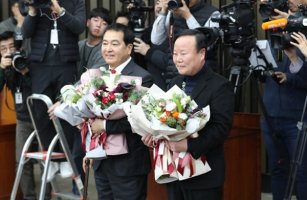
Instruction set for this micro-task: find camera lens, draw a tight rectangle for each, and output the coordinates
[12,53,27,71]
[168,0,182,10]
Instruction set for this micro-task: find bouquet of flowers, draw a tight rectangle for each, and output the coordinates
[125,84,211,183]
[54,67,145,159]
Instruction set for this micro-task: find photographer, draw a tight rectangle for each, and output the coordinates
[149,0,220,87]
[0,30,47,200]
[21,0,86,189]
[259,2,307,199]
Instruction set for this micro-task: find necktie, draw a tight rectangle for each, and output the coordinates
[110,68,116,74]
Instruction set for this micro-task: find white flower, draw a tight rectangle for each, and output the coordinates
[180,96,191,108]
[165,102,177,112]
[178,113,188,120]
[99,67,107,72]
[60,85,77,104]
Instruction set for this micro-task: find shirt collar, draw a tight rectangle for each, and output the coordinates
[108,57,131,74]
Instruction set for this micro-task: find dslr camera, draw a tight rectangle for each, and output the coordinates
[259,0,288,19]
[168,0,190,10]
[6,51,27,72]
[24,0,51,9]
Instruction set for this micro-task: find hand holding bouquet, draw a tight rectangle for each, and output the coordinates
[125,84,211,183]
[54,67,145,158]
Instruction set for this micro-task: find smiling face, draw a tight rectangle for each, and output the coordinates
[173,35,205,76]
[101,30,133,68]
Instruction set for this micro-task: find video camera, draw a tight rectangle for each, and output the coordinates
[262,5,307,49]
[209,0,256,72]
[259,0,288,19]
[211,0,256,47]
[120,0,153,35]
[24,0,51,9]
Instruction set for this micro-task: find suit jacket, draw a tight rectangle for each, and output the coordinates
[93,59,153,176]
[168,66,235,189]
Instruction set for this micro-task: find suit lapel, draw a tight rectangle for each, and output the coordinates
[121,60,134,76]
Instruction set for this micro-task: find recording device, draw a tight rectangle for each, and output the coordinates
[211,0,255,46]
[6,51,27,72]
[262,5,307,49]
[196,27,220,51]
[120,0,153,35]
[210,0,256,74]
[259,0,288,19]
[168,0,190,10]
[24,0,51,9]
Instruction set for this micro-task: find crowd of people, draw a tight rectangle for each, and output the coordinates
[0,0,307,200]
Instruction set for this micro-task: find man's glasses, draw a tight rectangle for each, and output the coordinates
[0,46,15,55]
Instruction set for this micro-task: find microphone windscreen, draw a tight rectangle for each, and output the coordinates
[261,18,288,30]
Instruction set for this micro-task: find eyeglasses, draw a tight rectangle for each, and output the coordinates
[0,46,15,55]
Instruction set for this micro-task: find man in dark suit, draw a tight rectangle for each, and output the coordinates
[89,23,153,200]
[142,29,235,200]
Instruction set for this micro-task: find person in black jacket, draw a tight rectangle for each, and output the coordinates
[150,0,220,87]
[22,0,86,188]
[0,30,50,200]
[142,29,235,200]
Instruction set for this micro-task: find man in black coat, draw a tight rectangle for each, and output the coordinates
[89,23,153,200]
[22,0,85,152]
[143,29,235,200]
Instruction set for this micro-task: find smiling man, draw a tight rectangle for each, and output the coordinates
[89,23,153,200]
[142,29,235,200]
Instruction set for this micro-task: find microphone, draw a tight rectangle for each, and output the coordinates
[261,18,288,30]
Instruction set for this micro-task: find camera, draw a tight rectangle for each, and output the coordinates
[168,0,190,10]
[269,5,307,49]
[211,0,256,46]
[6,51,27,72]
[120,0,153,35]
[259,0,288,19]
[24,0,51,9]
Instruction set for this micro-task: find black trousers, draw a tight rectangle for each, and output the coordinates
[94,159,148,200]
[30,63,77,152]
[167,181,223,200]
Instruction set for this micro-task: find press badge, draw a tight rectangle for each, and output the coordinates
[50,29,59,45]
[15,91,23,104]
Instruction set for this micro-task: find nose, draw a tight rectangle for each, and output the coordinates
[103,44,112,52]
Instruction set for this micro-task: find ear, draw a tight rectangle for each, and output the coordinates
[199,48,206,61]
[86,19,90,28]
[127,43,133,55]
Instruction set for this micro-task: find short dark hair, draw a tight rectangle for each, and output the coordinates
[104,23,135,45]
[174,29,207,52]
[0,31,14,43]
[88,7,112,25]
[115,11,130,22]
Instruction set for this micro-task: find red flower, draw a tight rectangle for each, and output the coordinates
[109,92,116,101]
[102,97,109,104]
[93,90,100,97]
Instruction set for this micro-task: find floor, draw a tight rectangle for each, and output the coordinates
[32,164,287,200]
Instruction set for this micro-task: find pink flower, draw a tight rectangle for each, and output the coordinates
[80,68,102,84]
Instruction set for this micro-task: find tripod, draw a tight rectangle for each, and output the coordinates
[284,94,307,200]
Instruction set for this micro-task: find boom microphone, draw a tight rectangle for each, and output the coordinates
[262,18,288,30]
